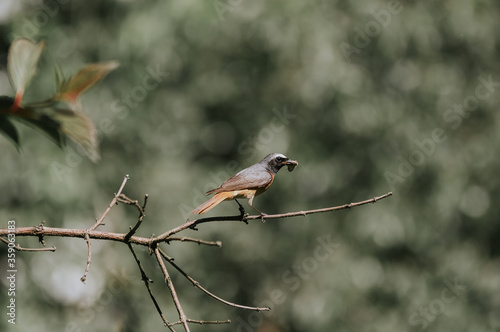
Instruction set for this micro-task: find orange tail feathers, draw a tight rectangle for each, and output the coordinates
[191,192,229,215]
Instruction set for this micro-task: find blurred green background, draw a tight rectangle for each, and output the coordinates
[1,1,499,331]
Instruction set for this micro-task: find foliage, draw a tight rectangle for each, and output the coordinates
[0,38,118,161]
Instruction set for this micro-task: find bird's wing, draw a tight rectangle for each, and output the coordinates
[207,166,272,194]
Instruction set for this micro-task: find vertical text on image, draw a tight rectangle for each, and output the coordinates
[6,220,17,325]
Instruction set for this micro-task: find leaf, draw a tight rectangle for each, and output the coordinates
[14,105,65,148]
[52,108,99,161]
[7,38,46,107]
[0,96,20,148]
[14,100,99,161]
[54,64,64,91]
[0,95,15,114]
[0,115,20,148]
[1,40,113,161]
[53,61,119,104]
[0,96,63,149]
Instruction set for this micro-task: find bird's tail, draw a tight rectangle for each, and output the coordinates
[191,193,228,215]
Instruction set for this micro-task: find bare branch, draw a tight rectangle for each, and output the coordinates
[80,232,91,283]
[0,192,392,246]
[124,193,148,240]
[154,247,190,332]
[0,179,392,331]
[244,191,394,221]
[0,237,56,252]
[81,175,130,282]
[171,319,231,326]
[128,243,175,331]
[166,237,222,247]
[89,174,129,231]
[158,248,270,312]
[154,192,393,243]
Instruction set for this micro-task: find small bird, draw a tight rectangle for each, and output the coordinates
[191,153,298,216]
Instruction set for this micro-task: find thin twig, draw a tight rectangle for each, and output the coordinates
[159,248,270,312]
[80,175,130,282]
[171,319,231,326]
[243,191,394,221]
[0,237,56,252]
[154,246,190,332]
[166,237,222,247]
[80,232,91,283]
[128,243,174,331]
[124,194,148,241]
[89,174,129,231]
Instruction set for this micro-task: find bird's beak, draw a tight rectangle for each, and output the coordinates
[283,159,298,172]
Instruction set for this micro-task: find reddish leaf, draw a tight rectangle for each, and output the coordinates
[54,61,119,104]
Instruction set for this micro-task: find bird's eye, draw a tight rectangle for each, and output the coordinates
[276,157,283,162]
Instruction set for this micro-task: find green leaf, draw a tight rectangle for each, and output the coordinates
[7,38,46,105]
[54,64,65,91]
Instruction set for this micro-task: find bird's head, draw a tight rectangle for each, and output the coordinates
[262,153,298,173]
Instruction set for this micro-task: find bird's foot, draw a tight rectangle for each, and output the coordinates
[238,205,246,217]
[235,200,249,223]
[259,212,267,223]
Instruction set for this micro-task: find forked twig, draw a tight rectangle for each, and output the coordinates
[90,175,130,231]
[122,193,148,240]
[80,175,130,282]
